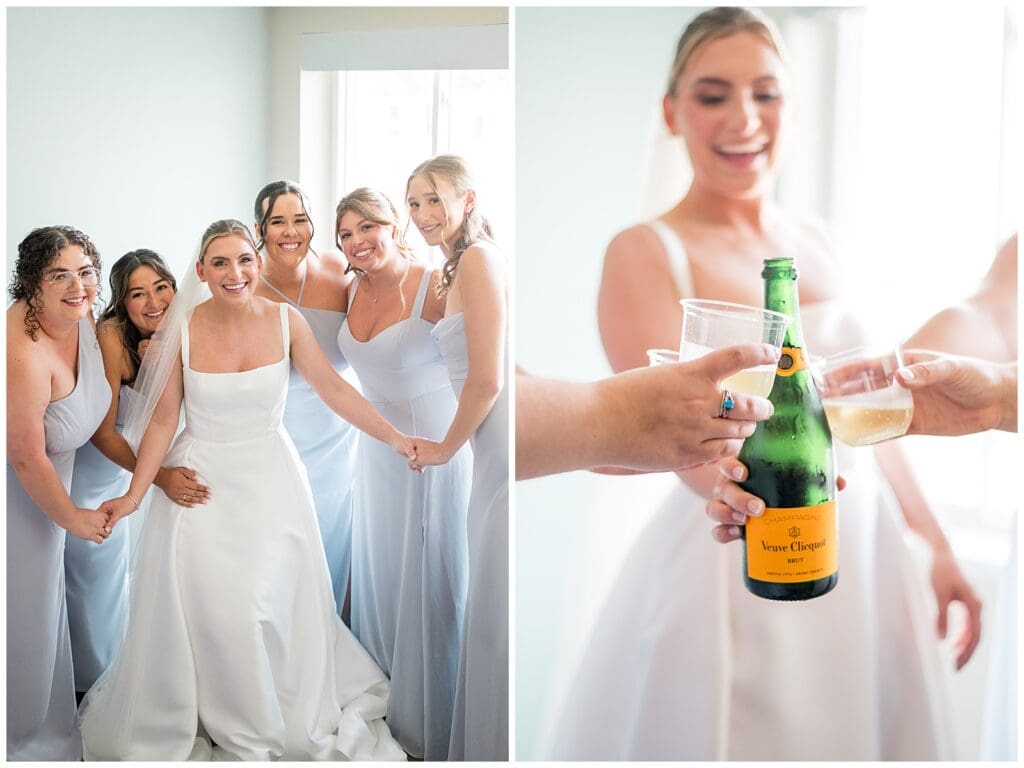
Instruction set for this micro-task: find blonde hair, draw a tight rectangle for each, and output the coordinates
[198,219,260,263]
[666,7,788,96]
[406,154,495,297]
[334,188,414,276]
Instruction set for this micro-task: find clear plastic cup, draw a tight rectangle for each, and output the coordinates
[678,299,790,398]
[814,344,914,446]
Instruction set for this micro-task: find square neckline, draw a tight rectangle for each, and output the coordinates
[185,302,290,376]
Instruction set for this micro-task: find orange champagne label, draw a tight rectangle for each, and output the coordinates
[775,346,806,378]
[746,500,837,583]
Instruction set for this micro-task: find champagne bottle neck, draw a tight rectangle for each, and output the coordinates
[763,262,804,349]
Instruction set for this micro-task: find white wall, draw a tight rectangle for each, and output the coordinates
[6,7,269,281]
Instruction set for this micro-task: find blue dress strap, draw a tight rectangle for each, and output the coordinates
[412,267,433,319]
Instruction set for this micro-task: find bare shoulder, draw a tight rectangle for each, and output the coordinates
[6,302,29,347]
[459,242,506,279]
[603,223,675,284]
[317,248,352,280]
[96,318,125,345]
[606,223,666,261]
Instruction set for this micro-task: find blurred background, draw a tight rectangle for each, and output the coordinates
[516,5,1018,761]
[6,6,510,284]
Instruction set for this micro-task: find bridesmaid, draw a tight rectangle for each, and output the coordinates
[335,187,472,760]
[66,249,210,696]
[406,155,509,760]
[253,181,359,618]
[6,226,113,760]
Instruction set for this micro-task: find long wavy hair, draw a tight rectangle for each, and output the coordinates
[334,188,415,277]
[406,155,495,297]
[9,225,102,341]
[97,250,177,384]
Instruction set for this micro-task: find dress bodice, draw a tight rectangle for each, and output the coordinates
[43,319,111,472]
[431,313,470,393]
[337,269,451,404]
[647,220,871,358]
[181,303,290,443]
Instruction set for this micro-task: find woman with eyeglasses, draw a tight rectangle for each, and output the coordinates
[6,226,113,760]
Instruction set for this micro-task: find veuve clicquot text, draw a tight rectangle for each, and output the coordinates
[738,257,838,600]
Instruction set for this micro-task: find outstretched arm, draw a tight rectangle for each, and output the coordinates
[897,352,1016,435]
[415,245,506,467]
[104,353,185,526]
[288,306,418,459]
[515,344,777,480]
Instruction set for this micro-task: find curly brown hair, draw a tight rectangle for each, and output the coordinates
[9,226,102,341]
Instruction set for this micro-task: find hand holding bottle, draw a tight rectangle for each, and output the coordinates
[706,457,847,542]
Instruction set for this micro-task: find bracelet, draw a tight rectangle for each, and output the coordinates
[125,492,141,511]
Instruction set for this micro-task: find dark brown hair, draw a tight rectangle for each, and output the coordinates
[97,250,177,383]
[253,180,317,257]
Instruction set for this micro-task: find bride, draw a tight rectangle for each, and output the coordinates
[79,219,420,760]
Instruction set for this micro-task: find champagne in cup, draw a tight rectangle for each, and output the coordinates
[678,299,790,398]
[815,345,914,446]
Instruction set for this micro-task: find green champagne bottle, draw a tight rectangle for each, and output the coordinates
[738,257,838,600]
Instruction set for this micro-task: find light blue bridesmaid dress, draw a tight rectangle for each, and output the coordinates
[65,385,134,692]
[6,318,110,760]
[337,267,472,760]
[432,312,509,761]
[262,271,359,613]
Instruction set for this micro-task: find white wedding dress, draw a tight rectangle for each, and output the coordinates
[543,221,956,760]
[79,303,404,761]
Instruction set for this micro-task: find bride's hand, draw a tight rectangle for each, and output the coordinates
[930,543,982,670]
[706,458,847,543]
[101,494,139,529]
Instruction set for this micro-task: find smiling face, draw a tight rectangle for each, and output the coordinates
[259,192,312,265]
[336,210,399,273]
[124,264,175,337]
[40,245,98,322]
[196,234,261,303]
[406,173,474,251]
[665,31,787,199]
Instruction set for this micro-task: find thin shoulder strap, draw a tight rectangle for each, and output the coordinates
[412,266,432,318]
[295,261,308,306]
[647,219,696,299]
[180,315,191,367]
[349,276,361,303]
[278,301,290,353]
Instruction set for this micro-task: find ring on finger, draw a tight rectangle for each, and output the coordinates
[718,388,735,419]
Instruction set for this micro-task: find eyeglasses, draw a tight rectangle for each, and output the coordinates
[46,267,100,289]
